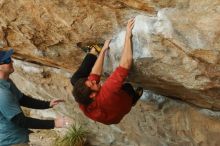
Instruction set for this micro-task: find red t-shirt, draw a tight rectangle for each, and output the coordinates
[79,66,133,125]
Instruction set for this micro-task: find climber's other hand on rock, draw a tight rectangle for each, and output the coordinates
[102,39,111,52]
[126,18,135,38]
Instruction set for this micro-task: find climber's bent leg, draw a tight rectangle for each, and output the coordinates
[71,53,97,86]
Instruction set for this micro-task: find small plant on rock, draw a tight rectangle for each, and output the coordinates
[55,124,88,146]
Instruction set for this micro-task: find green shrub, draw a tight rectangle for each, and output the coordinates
[55,124,88,146]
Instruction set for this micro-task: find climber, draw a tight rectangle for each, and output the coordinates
[0,49,72,146]
[71,18,143,125]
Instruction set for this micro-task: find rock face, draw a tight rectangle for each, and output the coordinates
[1,0,220,145]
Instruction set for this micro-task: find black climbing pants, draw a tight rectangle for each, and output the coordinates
[121,83,140,105]
[71,53,97,86]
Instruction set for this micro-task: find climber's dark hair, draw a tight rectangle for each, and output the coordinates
[72,78,94,106]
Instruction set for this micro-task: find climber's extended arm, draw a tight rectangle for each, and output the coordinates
[90,40,111,75]
[119,18,135,70]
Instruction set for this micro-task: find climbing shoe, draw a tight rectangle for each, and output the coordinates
[77,42,103,54]
[133,87,143,106]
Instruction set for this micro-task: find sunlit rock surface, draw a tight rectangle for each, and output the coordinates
[1,0,220,145]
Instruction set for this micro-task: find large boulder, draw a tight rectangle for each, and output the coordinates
[1,0,220,145]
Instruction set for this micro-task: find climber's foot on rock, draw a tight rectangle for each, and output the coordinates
[133,87,143,106]
[77,42,103,55]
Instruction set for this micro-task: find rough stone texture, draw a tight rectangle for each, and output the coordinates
[1,0,220,145]
[11,61,220,146]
